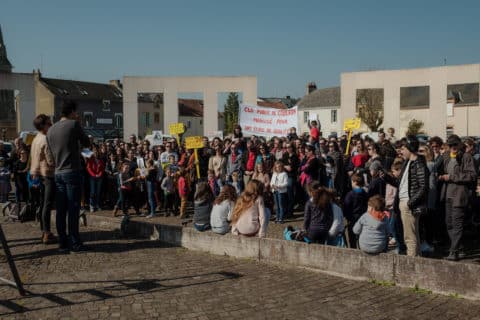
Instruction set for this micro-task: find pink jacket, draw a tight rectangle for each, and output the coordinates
[231,197,267,238]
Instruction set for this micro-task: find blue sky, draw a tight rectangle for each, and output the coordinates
[1,0,479,98]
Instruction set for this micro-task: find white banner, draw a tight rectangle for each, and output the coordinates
[239,104,298,137]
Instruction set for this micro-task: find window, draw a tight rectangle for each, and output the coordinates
[154,112,160,124]
[447,83,479,106]
[356,89,384,112]
[303,111,309,123]
[331,110,337,123]
[400,86,430,109]
[84,112,93,128]
[153,94,163,108]
[114,113,123,129]
[102,99,111,111]
[142,112,151,128]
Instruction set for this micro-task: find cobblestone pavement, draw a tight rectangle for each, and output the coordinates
[0,221,479,320]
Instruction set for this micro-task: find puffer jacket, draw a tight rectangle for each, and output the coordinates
[384,155,429,216]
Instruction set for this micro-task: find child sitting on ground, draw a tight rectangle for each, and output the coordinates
[353,195,389,254]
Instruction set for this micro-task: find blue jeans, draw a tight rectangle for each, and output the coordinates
[146,180,157,215]
[387,209,396,240]
[55,171,82,249]
[273,191,287,222]
[89,176,103,210]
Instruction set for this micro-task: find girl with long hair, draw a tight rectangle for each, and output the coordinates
[303,181,338,244]
[193,181,214,231]
[210,184,238,234]
[231,180,269,238]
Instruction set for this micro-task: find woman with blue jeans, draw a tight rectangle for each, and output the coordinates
[145,159,158,218]
[86,152,105,212]
[271,161,288,223]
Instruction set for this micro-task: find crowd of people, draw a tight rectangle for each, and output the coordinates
[1,101,479,261]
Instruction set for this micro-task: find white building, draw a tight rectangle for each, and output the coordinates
[297,85,341,137]
[341,64,480,139]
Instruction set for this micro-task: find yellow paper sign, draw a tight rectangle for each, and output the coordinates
[25,133,37,146]
[343,118,361,131]
[185,136,204,149]
[169,123,185,135]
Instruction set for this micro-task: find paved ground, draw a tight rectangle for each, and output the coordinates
[0,221,479,320]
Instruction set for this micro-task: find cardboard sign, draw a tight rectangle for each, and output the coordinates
[308,113,318,121]
[185,136,204,149]
[343,118,361,131]
[169,123,185,135]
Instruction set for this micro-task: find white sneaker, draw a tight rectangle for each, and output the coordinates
[420,242,434,253]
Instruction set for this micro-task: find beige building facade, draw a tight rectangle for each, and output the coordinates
[123,76,257,140]
[341,64,480,139]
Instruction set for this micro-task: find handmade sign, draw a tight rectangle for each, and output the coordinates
[185,136,204,178]
[239,104,298,137]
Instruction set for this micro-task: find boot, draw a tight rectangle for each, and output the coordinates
[42,232,57,245]
[444,252,459,261]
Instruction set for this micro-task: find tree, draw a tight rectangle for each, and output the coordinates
[406,119,425,136]
[356,89,384,132]
[224,92,240,134]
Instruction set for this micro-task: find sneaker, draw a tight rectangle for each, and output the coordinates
[444,252,458,261]
[58,246,70,254]
[146,214,155,219]
[42,232,57,245]
[89,206,95,213]
[420,242,434,253]
[71,244,89,254]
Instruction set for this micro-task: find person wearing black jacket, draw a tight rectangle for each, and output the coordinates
[303,181,333,243]
[343,174,368,248]
[382,136,428,257]
[282,143,299,217]
[439,135,477,261]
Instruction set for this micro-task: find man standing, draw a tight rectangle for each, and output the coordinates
[384,135,428,256]
[30,114,57,244]
[46,101,90,253]
[439,135,477,261]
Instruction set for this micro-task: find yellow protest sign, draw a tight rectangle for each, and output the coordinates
[185,136,204,150]
[343,118,361,131]
[25,133,37,146]
[169,123,185,135]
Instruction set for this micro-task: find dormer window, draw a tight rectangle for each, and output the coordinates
[102,99,111,111]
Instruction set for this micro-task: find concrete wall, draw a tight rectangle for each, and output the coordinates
[123,76,257,140]
[90,215,480,300]
[0,72,36,134]
[341,64,480,139]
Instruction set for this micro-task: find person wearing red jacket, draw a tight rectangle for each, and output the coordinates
[86,149,105,212]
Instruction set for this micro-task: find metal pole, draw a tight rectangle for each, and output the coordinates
[0,224,26,296]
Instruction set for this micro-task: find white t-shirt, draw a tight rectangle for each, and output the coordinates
[398,160,410,200]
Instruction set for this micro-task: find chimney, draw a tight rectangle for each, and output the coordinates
[109,79,122,89]
[307,82,317,95]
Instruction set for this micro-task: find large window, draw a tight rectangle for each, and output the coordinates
[114,113,123,129]
[303,111,309,123]
[356,89,384,112]
[331,110,337,123]
[83,112,93,128]
[447,83,479,106]
[400,86,429,109]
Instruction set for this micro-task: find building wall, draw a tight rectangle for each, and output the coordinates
[341,64,480,139]
[0,72,36,137]
[35,77,55,117]
[298,107,340,137]
[123,76,257,140]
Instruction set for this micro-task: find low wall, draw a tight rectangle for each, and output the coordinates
[87,214,480,300]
